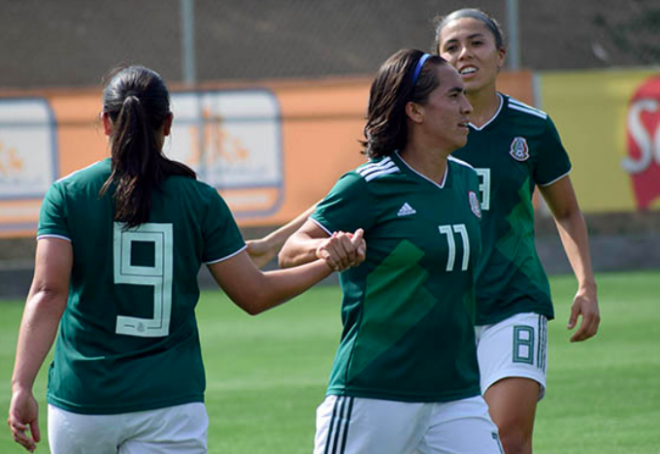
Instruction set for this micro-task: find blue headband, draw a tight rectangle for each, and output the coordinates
[411,53,432,86]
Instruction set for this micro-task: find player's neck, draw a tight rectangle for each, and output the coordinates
[399,144,448,185]
[466,86,501,128]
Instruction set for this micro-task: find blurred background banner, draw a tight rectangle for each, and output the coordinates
[539,70,660,213]
[0,72,535,236]
[0,0,659,281]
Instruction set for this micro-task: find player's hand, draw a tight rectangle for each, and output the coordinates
[317,229,366,272]
[350,229,366,267]
[567,285,600,342]
[7,389,40,453]
[246,238,278,269]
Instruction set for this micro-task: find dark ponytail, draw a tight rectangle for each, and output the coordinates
[99,66,196,228]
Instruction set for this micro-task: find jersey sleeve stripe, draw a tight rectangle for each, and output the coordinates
[37,234,72,242]
[357,157,396,176]
[508,102,548,119]
[359,162,397,178]
[538,168,572,187]
[204,244,248,265]
[363,167,400,182]
[508,98,546,113]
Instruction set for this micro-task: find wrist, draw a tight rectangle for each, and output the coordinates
[578,279,597,293]
[11,381,33,395]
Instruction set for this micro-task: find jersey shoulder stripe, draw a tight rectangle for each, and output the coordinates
[357,156,401,182]
[508,98,548,120]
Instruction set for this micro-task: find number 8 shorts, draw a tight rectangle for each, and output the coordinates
[475,312,549,401]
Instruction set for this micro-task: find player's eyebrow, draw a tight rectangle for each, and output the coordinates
[442,33,486,47]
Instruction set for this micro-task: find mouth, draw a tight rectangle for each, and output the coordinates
[457,121,470,134]
[459,66,478,77]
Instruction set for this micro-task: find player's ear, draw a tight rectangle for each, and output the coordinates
[496,47,507,70]
[101,112,112,136]
[405,101,424,124]
[163,112,173,136]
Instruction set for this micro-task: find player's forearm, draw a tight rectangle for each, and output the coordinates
[12,291,66,392]
[554,211,597,291]
[268,204,318,250]
[279,233,326,268]
[248,260,333,314]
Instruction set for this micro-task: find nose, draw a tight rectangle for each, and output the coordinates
[458,44,470,59]
[461,95,473,114]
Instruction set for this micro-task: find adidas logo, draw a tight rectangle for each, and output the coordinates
[397,202,417,217]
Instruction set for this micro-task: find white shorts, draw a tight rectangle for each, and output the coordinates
[314,395,503,454]
[48,402,208,454]
[475,312,548,400]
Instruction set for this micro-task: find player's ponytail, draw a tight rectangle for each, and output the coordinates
[99,66,196,228]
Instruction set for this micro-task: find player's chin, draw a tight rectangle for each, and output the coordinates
[454,129,469,148]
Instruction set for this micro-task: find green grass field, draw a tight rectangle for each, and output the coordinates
[1,270,659,453]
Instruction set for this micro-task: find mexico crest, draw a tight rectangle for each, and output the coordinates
[509,136,530,161]
[469,191,482,218]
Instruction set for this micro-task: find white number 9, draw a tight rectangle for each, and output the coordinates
[113,222,174,337]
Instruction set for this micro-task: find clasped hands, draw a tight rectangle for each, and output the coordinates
[316,228,366,272]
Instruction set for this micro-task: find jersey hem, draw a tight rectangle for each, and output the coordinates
[46,393,204,415]
[537,167,572,187]
[205,244,247,264]
[325,385,481,403]
[36,233,72,242]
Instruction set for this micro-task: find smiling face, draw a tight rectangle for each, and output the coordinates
[437,17,506,95]
[413,64,473,152]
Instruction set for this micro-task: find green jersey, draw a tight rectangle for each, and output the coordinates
[311,151,483,403]
[38,158,245,414]
[452,94,572,325]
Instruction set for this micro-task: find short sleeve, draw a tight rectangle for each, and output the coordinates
[202,189,246,264]
[37,182,71,240]
[534,116,572,187]
[311,172,376,234]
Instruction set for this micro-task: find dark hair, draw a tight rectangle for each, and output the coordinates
[99,66,196,228]
[432,8,506,54]
[362,49,447,159]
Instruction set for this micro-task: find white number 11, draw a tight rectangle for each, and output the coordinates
[438,224,470,272]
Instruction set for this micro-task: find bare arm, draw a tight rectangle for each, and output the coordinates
[9,238,72,453]
[246,204,318,268]
[207,248,333,315]
[278,219,365,270]
[540,175,600,342]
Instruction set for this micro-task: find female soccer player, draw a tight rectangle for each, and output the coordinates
[280,49,504,454]
[435,9,599,454]
[249,9,601,454]
[7,66,358,454]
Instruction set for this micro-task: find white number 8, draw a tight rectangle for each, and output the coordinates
[113,222,173,337]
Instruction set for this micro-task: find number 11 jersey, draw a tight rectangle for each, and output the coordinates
[311,151,483,402]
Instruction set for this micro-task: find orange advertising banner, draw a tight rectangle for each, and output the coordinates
[538,70,660,213]
[0,72,534,237]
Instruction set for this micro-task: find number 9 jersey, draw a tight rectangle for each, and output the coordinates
[37,158,245,414]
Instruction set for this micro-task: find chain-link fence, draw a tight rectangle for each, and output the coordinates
[1,0,659,90]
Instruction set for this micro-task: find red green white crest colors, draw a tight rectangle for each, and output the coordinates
[509,136,530,161]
